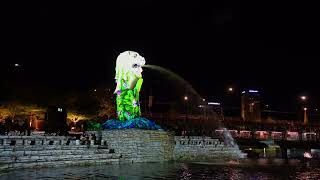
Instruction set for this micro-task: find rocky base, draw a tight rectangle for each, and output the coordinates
[102,118,161,130]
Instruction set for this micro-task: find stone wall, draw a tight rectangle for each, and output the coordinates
[98,129,175,163]
[0,135,119,171]
[174,136,245,160]
[0,130,245,171]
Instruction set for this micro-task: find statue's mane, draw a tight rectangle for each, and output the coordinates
[114,51,145,93]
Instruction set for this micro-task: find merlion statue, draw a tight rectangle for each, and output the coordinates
[102,50,160,129]
[114,51,146,121]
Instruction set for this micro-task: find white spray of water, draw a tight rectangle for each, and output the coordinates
[144,64,245,158]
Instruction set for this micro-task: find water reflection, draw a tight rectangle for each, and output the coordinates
[1,160,320,180]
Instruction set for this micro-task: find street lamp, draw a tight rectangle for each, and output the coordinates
[299,96,308,125]
[225,86,235,115]
[303,107,308,125]
[201,98,207,123]
[300,96,307,101]
[183,96,188,130]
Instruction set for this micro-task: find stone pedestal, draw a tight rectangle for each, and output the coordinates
[101,129,175,163]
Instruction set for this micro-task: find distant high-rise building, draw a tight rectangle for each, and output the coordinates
[241,90,261,122]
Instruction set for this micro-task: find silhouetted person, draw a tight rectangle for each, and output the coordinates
[85,134,90,148]
[91,133,96,144]
[0,122,4,135]
[5,117,13,134]
[21,119,28,135]
[27,126,31,136]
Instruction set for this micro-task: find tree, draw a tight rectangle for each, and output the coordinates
[91,88,116,120]
[6,101,24,122]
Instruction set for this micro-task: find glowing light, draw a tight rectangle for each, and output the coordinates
[249,90,258,93]
[208,102,220,105]
[241,91,245,94]
[304,107,307,111]
[300,96,307,100]
[304,152,312,159]
[14,63,20,67]
[184,96,188,101]
[67,112,92,122]
[228,87,233,92]
[287,131,299,136]
[287,131,299,141]
[202,98,205,101]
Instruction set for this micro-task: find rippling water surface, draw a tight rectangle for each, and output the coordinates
[1,159,320,179]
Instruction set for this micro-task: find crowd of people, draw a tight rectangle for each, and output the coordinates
[80,133,97,146]
[0,118,31,136]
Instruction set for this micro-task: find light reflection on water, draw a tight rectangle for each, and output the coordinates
[1,159,320,180]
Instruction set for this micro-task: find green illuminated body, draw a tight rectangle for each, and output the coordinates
[116,78,143,121]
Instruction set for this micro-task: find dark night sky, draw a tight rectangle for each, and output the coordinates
[1,2,319,111]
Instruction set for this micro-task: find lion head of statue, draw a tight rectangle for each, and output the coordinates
[114,51,146,93]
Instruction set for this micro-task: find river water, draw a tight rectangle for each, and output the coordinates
[1,159,320,179]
